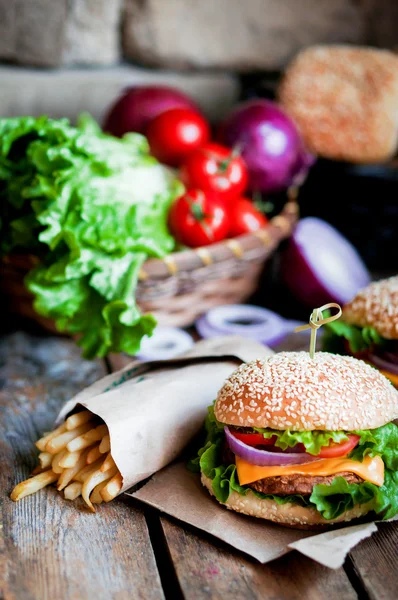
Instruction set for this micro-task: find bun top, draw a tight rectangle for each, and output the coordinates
[214,351,398,431]
[343,276,398,340]
[279,45,398,163]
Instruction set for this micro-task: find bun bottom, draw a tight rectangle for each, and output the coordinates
[201,472,372,530]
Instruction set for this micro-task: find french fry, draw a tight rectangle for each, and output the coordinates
[65,410,94,431]
[82,466,118,512]
[86,445,102,465]
[67,424,108,453]
[10,470,58,501]
[31,465,45,475]
[74,458,104,483]
[12,417,122,509]
[51,450,67,474]
[57,450,89,491]
[90,481,108,505]
[99,435,110,454]
[100,473,123,502]
[58,450,82,469]
[64,481,83,501]
[100,453,116,473]
[38,452,53,469]
[35,423,67,452]
[46,422,94,454]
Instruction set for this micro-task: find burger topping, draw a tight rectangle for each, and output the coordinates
[228,426,360,458]
[248,472,364,496]
[190,404,398,521]
[225,426,320,467]
[235,454,385,487]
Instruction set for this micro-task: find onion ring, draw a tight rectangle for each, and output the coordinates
[225,427,320,466]
[196,305,306,347]
[137,327,194,361]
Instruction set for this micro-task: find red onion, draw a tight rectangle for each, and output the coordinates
[218,100,312,193]
[382,351,398,366]
[225,427,320,467]
[196,305,306,348]
[103,86,200,136]
[368,353,398,375]
[281,218,371,307]
[137,327,194,361]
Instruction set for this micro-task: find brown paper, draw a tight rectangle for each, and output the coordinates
[131,462,397,569]
[130,462,311,563]
[56,336,273,492]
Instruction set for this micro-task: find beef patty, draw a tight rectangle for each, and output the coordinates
[249,472,363,496]
[222,444,363,496]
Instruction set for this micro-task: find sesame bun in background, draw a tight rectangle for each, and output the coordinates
[322,277,398,387]
[194,351,398,530]
[343,276,398,340]
[279,45,398,163]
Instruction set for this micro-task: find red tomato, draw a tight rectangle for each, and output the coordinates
[181,143,248,201]
[168,189,229,248]
[317,434,360,458]
[229,430,276,447]
[229,197,268,237]
[147,108,210,166]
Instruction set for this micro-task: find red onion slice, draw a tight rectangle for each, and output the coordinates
[225,427,321,466]
[281,218,370,307]
[383,351,398,366]
[137,327,193,361]
[368,353,398,375]
[196,305,302,347]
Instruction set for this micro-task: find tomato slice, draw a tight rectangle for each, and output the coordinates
[229,430,276,447]
[317,434,360,458]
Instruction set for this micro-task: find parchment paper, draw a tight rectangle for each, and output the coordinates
[54,335,396,568]
[131,462,397,569]
[56,336,272,492]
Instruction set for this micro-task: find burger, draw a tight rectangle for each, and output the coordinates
[323,276,398,387]
[190,351,398,529]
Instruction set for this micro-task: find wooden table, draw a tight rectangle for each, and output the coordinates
[1,330,397,600]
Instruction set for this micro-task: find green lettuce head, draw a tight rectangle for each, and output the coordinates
[0,115,183,358]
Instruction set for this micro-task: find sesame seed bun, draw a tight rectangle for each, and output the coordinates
[343,276,398,340]
[214,352,398,431]
[279,45,398,163]
[201,472,372,530]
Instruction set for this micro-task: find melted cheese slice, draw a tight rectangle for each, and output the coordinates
[235,455,384,487]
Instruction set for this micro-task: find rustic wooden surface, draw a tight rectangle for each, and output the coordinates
[1,330,397,600]
[160,518,357,600]
[0,333,163,600]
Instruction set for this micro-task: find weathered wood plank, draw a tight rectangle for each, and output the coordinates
[0,332,164,600]
[160,517,357,600]
[347,522,398,600]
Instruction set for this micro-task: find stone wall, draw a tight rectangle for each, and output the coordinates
[0,0,397,71]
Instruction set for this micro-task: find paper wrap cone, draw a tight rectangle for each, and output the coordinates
[57,336,273,493]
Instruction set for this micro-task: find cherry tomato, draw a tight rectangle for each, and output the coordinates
[228,197,268,237]
[317,434,360,458]
[147,108,210,167]
[168,189,229,248]
[181,143,248,201]
[229,430,276,447]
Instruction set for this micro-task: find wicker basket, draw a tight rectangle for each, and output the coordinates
[1,200,299,331]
